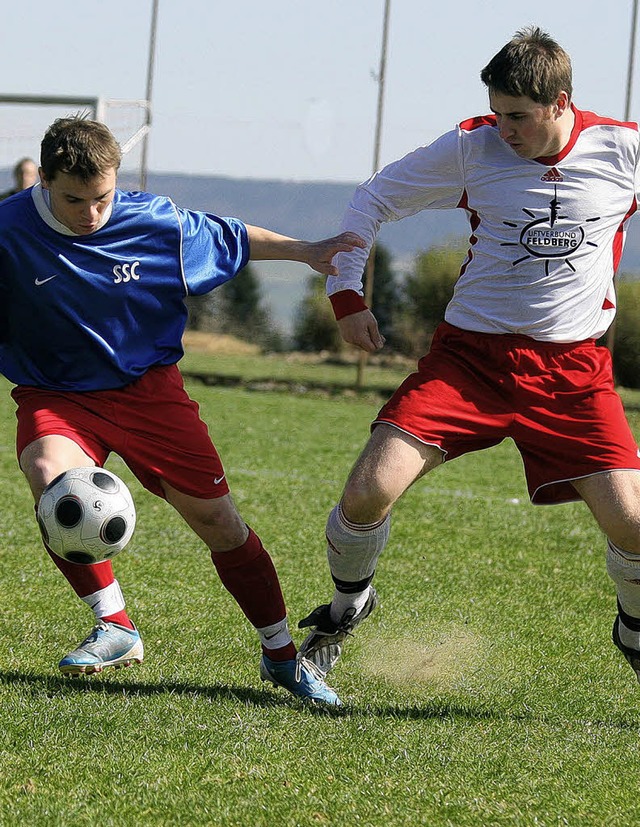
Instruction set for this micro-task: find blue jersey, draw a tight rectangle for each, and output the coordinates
[0,185,249,390]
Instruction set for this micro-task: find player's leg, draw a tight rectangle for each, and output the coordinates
[105,364,338,702]
[333,423,443,613]
[571,470,640,553]
[299,424,444,675]
[298,324,518,675]
[160,482,293,655]
[19,434,142,674]
[506,336,640,683]
[572,469,640,681]
[161,481,340,705]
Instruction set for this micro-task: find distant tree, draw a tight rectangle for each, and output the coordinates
[185,294,213,331]
[368,245,401,346]
[293,274,344,352]
[218,264,264,328]
[293,243,399,353]
[185,264,282,350]
[395,242,467,355]
[612,278,640,389]
[218,264,283,349]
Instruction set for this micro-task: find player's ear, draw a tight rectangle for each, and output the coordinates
[38,167,49,189]
[555,91,570,117]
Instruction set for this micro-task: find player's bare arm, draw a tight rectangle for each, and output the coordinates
[338,309,385,353]
[245,225,366,275]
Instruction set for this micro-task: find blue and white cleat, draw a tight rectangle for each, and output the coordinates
[260,653,342,706]
[59,621,144,675]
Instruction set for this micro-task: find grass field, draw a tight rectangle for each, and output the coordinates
[1,356,640,827]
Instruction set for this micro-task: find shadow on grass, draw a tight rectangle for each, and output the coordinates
[0,669,343,716]
[1,669,638,728]
[0,668,579,725]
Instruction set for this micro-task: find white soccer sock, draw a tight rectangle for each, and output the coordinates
[606,541,640,649]
[80,579,125,619]
[325,504,390,624]
[330,588,372,623]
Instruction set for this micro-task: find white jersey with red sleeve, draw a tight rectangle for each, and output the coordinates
[329,106,640,343]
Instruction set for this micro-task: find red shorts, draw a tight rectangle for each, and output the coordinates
[376,322,640,504]
[12,364,229,500]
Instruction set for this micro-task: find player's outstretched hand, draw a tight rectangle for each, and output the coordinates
[338,309,385,352]
[305,232,366,275]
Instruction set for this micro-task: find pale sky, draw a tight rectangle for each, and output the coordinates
[1,1,638,182]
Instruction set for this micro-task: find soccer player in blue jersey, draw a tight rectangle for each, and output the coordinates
[0,116,364,706]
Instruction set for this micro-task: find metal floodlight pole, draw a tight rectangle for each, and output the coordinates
[625,0,639,121]
[607,0,638,357]
[356,0,391,388]
[140,0,159,190]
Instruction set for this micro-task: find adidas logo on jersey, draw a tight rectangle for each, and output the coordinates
[541,167,563,182]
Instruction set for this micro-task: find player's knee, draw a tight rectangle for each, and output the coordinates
[204,520,249,553]
[605,511,640,555]
[22,455,71,502]
[175,493,248,552]
[607,529,640,556]
[341,476,391,525]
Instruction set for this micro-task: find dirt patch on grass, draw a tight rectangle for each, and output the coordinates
[182,331,261,355]
[359,626,488,689]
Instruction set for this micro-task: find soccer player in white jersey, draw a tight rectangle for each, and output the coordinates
[298,26,640,687]
[0,116,365,706]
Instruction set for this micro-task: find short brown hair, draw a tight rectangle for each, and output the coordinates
[40,116,122,181]
[480,26,572,104]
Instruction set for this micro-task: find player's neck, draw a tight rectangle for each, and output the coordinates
[555,105,576,154]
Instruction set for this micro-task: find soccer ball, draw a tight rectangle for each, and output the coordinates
[37,467,136,565]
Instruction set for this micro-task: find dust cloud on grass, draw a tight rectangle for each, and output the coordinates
[358,626,489,690]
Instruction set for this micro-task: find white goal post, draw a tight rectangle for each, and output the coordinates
[0,93,151,188]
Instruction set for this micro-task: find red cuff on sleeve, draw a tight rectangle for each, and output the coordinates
[329,290,369,320]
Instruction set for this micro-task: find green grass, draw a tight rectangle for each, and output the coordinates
[179,348,412,396]
[1,364,640,826]
[619,385,640,409]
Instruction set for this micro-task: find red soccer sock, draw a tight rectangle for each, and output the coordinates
[45,542,116,595]
[44,544,134,628]
[210,528,296,660]
[102,610,135,629]
[263,640,297,662]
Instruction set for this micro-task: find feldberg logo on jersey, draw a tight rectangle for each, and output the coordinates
[37,467,136,564]
[502,186,600,275]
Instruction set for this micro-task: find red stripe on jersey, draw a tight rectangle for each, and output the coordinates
[613,196,638,272]
[459,114,496,131]
[455,189,479,277]
[536,106,584,165]
[580,110,638,131]
[537,107,638,165]
[581,110,636,296]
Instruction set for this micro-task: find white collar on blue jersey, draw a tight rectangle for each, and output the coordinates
[31,182,113,236]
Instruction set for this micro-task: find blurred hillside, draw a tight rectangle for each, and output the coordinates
[119,172,469,260]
